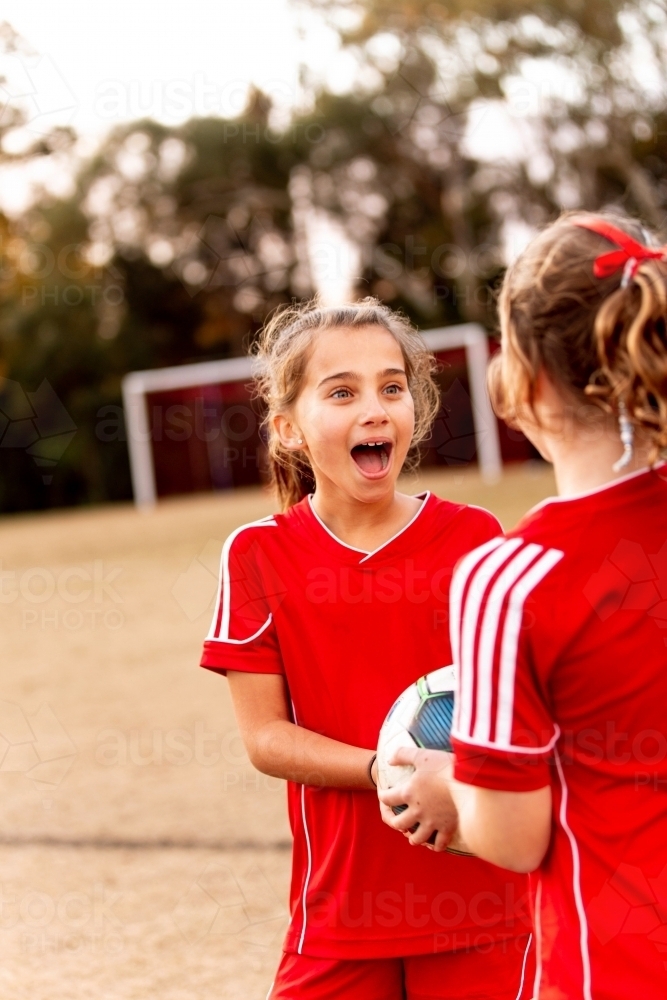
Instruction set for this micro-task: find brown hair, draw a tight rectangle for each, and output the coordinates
[490,210,667,460]
[253,298,441,509]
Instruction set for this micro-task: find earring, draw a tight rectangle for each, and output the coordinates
[613,402,634,473]
[297,438,303,444]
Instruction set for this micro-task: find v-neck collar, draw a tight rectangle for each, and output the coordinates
[306,492,431,564]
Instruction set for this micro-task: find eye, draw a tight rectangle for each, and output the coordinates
[331,388,351,399]
[383,383,403,395]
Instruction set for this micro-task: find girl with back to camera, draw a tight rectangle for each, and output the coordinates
[200,300,533,1000]
[380,215,667,999]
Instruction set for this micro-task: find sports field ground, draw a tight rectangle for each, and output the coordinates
[0,463,555,999]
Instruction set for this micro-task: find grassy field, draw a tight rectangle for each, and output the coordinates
[0,463,555,999]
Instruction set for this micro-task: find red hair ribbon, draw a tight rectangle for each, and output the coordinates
[572,218,667,286]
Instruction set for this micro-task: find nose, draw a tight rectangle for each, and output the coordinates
[359,390,390,426]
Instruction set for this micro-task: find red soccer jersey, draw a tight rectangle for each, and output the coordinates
[201,492,531,959]
[450,464,667,1000]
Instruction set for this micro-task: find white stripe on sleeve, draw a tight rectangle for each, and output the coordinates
[452,538,563,750]
[458,538,524,736]
[495,547,564,744]
[472,543,543,742]
[449,536,505,727]
[206,517,277,643]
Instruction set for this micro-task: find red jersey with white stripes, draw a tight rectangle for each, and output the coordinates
[450,464,667,1000]
[201,492,531,959]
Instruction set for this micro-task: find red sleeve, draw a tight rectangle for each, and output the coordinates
[200,519,284,676]
[458,505,503,548]
[449,536,564,791]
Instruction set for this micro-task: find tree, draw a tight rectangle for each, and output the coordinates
[297,0,667,318]
[0,94,313,511]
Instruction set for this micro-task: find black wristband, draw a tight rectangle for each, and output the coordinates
[368,753,377,787]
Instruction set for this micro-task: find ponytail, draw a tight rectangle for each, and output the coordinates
[492,210,667,462]
[269,451,316,511]
[593,261,667,460]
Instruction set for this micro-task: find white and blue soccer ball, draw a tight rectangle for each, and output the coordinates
[377,664,456,792]
[376,665,472,855]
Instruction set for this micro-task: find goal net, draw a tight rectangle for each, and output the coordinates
[122,324,504,509]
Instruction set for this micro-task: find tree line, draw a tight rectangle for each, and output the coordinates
[0,0,665,511]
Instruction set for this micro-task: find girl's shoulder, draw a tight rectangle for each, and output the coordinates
[223,496,312,557]
[222,513,281,561]
[428,493,503,544]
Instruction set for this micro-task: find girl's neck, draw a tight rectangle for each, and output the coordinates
[310,483,423,553]
[549,429,653,498]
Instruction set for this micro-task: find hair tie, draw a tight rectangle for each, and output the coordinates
[368,753,377,787]
[572,218,667,285]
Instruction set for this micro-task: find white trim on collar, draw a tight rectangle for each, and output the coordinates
[307,492,431,563]
[524,460,666,520]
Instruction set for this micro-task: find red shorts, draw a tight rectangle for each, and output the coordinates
[268,934,534,1000]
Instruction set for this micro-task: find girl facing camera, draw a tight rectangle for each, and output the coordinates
[200,300,533,999]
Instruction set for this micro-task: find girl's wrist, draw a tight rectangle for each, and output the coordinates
[368,752,378,788]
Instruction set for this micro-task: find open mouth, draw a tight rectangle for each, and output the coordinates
[351,441,393,476]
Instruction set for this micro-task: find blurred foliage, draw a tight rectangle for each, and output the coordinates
[299,0,667,317]
[0,94,306,511]
[0,23,77,164]
[0,1,666,511]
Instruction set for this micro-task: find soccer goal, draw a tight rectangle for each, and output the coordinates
[122,323,502,509]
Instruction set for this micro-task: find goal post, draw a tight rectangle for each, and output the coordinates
[421,324,502,484]
[122,323,502,509]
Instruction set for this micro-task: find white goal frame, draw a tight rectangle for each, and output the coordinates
[122,323,502,509]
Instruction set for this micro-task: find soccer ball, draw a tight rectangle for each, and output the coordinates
[377,664,456,790]
[377,665,472,855]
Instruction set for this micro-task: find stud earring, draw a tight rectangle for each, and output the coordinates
[297,438,303,445]
[613,402,634,473]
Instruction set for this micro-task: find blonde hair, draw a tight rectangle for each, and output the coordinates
[254,298,441,509]
[490,210,667,461]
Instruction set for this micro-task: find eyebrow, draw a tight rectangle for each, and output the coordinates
[317,367,407,388]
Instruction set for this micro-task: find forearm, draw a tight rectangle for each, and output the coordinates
[449,779,552,872]
[248,718,375,789]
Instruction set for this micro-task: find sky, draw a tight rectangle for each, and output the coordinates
[0,0,614,261]
[2,1,662,243]
[0,0,337,138]
[0,0,348,214]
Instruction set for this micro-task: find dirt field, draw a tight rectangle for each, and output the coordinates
[0,464,555,999]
